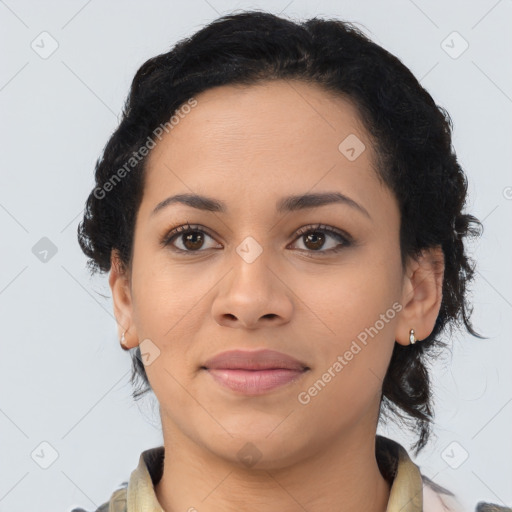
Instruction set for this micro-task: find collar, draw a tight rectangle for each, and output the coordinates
[111,435,423,511]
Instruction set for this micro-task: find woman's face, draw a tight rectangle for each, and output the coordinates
[111,80,434,468]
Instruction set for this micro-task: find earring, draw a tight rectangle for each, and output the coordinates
[409,328,417,345]
[120,330,129,351]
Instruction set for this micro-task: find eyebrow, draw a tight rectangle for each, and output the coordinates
[150,192,371,219]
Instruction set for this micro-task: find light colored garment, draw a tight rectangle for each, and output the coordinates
[71,435,510,512]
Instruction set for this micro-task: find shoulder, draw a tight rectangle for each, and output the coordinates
[422,476,463,512]
[70,484,127,512]
[474,504,512,512]
[375,436,497,512]
[422,475,512,512]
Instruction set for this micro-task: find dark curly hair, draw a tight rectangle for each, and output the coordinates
[77,10,484,455]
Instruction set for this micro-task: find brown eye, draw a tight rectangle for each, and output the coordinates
[161,224,221,253]
[180,231,206,250]
[302,232,326,251]
[291,224,353,255]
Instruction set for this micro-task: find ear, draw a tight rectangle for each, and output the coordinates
[109,249,139,350]
[395,246,444,346]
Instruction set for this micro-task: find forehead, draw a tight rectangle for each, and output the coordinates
[141,80,389,218]
[147,79,373,166]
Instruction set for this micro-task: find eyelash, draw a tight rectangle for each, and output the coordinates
[160,222,353,257]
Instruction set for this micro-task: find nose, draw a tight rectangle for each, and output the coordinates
[211,254,294,330]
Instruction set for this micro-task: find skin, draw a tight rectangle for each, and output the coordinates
[109,79,444,512]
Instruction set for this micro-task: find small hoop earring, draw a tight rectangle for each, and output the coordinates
[409,328,417,345]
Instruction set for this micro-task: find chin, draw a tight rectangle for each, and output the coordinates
[208,429,310,470]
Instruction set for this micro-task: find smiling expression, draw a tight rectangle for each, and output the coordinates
[111,79,420,468]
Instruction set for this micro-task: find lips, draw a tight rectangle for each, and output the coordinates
[202,349,308,371]
[201,349,310,395]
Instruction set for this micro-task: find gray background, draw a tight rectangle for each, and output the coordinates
[0,0,511,510]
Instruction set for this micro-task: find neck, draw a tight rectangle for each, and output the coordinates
[154,422,391,512]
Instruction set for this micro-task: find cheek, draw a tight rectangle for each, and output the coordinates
[297,297,397,427]
[293,249,401,398]
[129,262,205,390]
[290,254,401,344]
[131,247,205,336]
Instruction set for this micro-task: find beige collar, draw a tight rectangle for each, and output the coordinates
[118,435,423,512]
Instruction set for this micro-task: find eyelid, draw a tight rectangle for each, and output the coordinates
[160,222,219,248]
[160,222,354,254]
[288,223,353,255]
[293,223,353,242]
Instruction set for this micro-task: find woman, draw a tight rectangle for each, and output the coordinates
[74,10,507,512]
